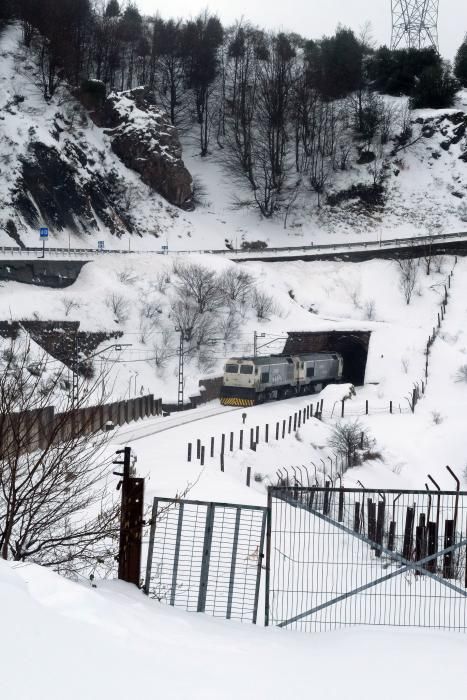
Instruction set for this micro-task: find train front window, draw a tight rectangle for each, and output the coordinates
[240,365,253,375]
[225,364,239,374]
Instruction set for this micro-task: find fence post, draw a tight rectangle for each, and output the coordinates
[282,420,286,439]
[293,413,297,431]
[366,400,369,415]
[276,422,280,440]
[354,502,361,533]
[265,424,269,443]
[210,436,215,458]
[288,415,292,433]
[246,467,251,487]
[250,428,254,449]
[402,507,415,561]
[220,452,224,472]
[187,443,192,462]
[298,412,301,428]
[239,430,243,450]
[200,446,205,467]
[196,439,201,460]
[221,433,225,454]
[367,499,376,542]
[390,401,393,414]
[255,426,260,444]
[341,400,345,418]
[230,432,234,452]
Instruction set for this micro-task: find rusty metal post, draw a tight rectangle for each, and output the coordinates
[114,447,144,587]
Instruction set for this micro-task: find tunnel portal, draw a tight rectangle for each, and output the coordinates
[283,331,371,386]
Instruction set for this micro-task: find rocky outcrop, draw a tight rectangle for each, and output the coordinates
[15,141,135,237]
[101,87,193,210]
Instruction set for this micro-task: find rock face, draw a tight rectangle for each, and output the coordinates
[98,87,193,210]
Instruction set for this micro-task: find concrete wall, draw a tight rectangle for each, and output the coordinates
[0,259,89,288]
[1,395,162,456]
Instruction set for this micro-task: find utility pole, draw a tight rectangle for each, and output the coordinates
[72,333,79,408]
[253,331,266,357]
[177,331,185,408]
[113,446,144,586]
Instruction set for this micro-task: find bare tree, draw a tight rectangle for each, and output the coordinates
[219,268,254,305]
[105,293,130,323]
[328,420,375,471]
[252,289,276,320]
[173,262,222,313]
[0,339,118,576]
[397,258,419,305]
[61,297,80,317]
[151,330,174,369]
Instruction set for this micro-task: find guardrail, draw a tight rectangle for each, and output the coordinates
[2,230,467,260]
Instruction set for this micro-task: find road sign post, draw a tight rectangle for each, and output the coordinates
[39,227,48,258]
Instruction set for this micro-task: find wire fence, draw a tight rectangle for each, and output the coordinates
[144,497,267,623]
[267,486,467,632]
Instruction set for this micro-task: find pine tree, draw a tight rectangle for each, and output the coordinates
[454,35,467,87]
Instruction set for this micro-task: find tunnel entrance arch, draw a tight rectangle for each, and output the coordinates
[283,331,371,386]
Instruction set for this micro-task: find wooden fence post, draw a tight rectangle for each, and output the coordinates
[246,467,251,487]
[200,446,205,466]
[187,443,192,462]
[196,439,201,460]
[210,436,215,458]
[239,430,243,450]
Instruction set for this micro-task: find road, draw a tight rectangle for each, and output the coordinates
[2,230,467,264]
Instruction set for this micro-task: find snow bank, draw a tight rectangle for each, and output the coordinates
[1,559,466,700]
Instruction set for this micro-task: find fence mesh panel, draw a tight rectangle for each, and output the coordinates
[145,498,267,623]
[268,487,467,632]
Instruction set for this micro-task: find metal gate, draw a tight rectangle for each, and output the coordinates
[144,497,267,623]
[266,486,467,631]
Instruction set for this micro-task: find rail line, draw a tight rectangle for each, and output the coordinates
[114,403,242,443]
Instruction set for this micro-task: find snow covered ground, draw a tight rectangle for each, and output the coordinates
[2,559,466,700]
[0,252,454,404]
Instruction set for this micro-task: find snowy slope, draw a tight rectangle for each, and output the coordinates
[1,24,467,251]
[0,252,453,406]
[1,559,466,700]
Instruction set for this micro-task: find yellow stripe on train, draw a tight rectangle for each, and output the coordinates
[220,397,255,407]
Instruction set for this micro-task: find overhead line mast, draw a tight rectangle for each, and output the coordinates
[391,0,439,51]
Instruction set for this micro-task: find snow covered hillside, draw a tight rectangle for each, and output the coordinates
[1,23,467,251]
[0,252,454,406]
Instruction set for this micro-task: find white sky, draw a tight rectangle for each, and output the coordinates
[135,0,467,59]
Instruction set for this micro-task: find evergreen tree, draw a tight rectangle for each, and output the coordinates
[411,62,459,109]
[183,12,223,155]
[454,35,467,87]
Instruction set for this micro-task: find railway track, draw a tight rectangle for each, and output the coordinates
[114,403,242,443]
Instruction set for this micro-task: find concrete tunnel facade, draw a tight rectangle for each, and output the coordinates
[283,331,371,386]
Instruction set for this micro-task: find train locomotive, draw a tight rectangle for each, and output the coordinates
[220,352,344,407]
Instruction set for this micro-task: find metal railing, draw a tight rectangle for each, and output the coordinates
[2,229,467,261]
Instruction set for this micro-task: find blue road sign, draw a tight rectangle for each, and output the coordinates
[98,240,105,250]
[39,227,49,238]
